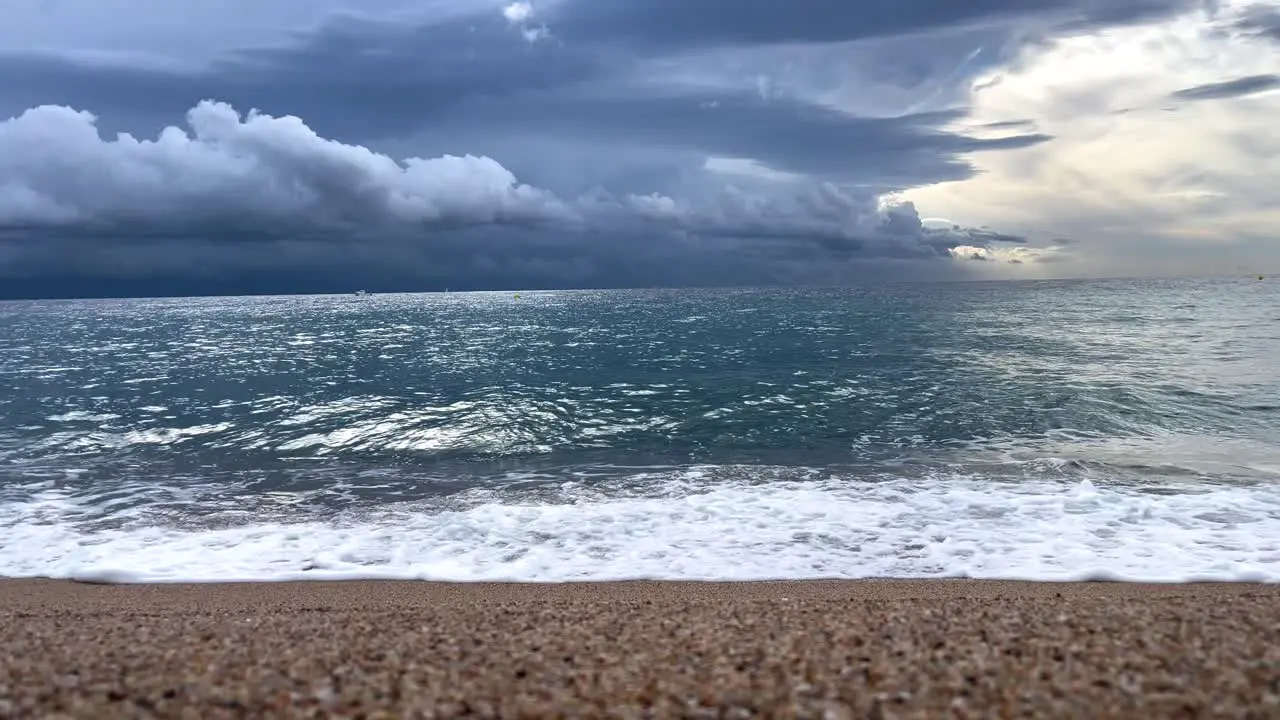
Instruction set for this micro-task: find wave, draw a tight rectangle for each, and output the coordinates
[3,468,1278,584]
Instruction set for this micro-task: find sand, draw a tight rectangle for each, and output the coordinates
[2,579,1279,718]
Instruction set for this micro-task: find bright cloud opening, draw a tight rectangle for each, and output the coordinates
[502,1,534,24]
[905,0,1280,276]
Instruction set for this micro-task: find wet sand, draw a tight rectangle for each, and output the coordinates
[2,578,1279,718]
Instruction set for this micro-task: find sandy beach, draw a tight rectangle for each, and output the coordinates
[2,578,1279,718]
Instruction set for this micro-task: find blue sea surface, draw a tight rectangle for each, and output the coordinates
[2,278,1279,582]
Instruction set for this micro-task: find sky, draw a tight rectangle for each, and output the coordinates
[1,0,1277,297]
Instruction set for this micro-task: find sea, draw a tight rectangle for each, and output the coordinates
[1,278,1278,584]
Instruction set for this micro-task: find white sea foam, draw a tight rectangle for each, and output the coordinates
[47,411,121,422]
[2,473,1279,584]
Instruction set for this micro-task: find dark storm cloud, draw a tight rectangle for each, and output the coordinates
[0,11,585,140]
[3,0,1179,297]
[0,0,1189,142]
[546,0,1198,51]
[432,92,1049,184]
[0,98,1040,298]
[1171,73,1280,101]
[0,50,1049,200]
[215,13,595,139]
[0,219,986,299]
[0,54,191,133]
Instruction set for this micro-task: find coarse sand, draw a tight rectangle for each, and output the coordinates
[2,578,1279,718]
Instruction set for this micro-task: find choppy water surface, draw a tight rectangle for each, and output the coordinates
[2,279,1279,582]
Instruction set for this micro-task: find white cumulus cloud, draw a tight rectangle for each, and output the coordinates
[0,99,1018,263]
[502,1,534,24]
[502,1,548,42]
[0,100,575,232]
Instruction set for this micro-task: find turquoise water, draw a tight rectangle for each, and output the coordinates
[2,278,1278,582]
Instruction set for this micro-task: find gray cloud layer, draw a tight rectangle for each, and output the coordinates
[0,0,1191,297]
[1171,73,1280,101]
[548,0,1197,51]
[0,101,1012,249]
[1236,5,1280,43]
[0,100,1040,296]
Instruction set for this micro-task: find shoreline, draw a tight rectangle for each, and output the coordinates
[6,576,1280,611]
[4,578,1280,717]
[5,574,1280,593]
